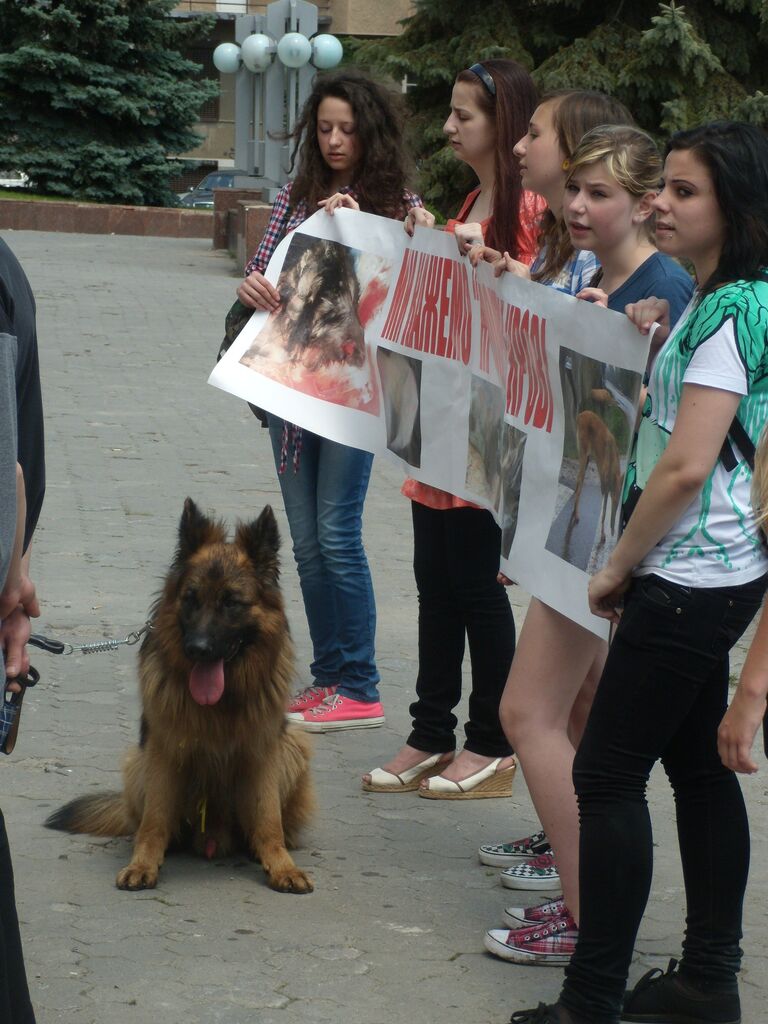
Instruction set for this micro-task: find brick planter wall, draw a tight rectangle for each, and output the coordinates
[0,198,214,238]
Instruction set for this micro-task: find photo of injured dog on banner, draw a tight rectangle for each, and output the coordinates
[209,209,650,637]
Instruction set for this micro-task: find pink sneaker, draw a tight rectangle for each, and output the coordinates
[286,684,337,715]
[484,910,578,964]
[288,693,385,732]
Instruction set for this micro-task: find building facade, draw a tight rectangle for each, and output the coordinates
[172,0,413,178]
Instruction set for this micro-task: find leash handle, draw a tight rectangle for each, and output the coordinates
[29,634,66,655]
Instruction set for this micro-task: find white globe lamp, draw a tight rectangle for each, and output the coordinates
[212,42,241,75]
[276,32,312,69]
[311,34,343,70]
[241,33,274,73]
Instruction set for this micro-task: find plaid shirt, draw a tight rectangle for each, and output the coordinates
[244,181,423,276]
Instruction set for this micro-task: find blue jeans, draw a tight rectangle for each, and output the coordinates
[559,572,767,1023]
[267,417,380,702]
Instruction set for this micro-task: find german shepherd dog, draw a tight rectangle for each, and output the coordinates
[273,237,366,372]
[46,499,315,894]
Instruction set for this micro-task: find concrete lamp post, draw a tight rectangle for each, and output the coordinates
[212,0,343,202]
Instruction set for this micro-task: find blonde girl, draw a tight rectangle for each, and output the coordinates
[483,123,694,968]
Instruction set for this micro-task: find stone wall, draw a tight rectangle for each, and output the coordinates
[0,199,214,238]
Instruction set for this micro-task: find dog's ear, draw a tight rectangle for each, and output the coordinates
[236,505,281,583]
[176,498,226,562]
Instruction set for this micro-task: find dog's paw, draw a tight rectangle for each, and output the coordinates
[269,868,314,894]
[116,864,160,891]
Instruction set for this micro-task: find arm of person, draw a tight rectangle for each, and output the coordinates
[319,193,360,215]
[588,383,742,621]
[718,608,768,773]
[576,286,610,308]
[454,221,485,256]
[467,243,501,268]
[404,206,436,236]
[625,296,671,346]
[0,464,27,621]
[238,187,293,312]
[0,466,38,683]
[492,251,532,280]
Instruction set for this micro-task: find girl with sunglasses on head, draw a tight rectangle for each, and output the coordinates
[483,122,693,967]
[361,59,542,798]
[512,120,768,1024]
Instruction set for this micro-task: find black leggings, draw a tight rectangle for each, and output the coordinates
[0,810,35,1024]
[560,573,766,1023]
[407,502,515,757]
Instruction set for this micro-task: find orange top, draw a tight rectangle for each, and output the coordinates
[402,188,544,510]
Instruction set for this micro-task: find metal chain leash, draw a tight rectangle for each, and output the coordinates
[28,622,152,657]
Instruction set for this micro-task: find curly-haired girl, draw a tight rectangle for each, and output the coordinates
[237,68,422,732]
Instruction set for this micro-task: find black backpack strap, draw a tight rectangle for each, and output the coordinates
[727,416,756,472]
[719,416,755,473]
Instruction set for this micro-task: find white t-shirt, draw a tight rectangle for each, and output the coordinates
[624,279,768,586]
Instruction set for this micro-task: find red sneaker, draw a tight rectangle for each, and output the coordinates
[288,693,385,732]
[286,684,337,715]
[484,911,578,965]
[503,896,567,928]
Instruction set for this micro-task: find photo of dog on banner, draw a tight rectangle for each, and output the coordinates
[546,348,642,573]
[239,234,390,413]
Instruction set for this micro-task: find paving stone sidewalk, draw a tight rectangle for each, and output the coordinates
[2,229,766,1024]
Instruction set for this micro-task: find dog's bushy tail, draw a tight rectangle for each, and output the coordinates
[45,792,135,837]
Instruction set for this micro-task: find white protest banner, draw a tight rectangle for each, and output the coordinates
[209,209,650,637]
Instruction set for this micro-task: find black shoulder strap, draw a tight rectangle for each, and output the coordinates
[719,416,756,473]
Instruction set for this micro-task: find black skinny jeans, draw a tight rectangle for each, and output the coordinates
[560,572,766,1024]
[0,810,35,1024]
[408,502,515,757]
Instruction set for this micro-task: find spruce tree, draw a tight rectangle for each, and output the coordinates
[0,0,217,206]
[353,0,768,214]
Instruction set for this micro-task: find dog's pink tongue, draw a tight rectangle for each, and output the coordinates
[189,661,225,706]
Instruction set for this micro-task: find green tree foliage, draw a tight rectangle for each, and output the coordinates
[0,0,217,205]
[352,0,768,214]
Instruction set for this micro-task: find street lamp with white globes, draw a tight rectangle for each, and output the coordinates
[212,0,343,199]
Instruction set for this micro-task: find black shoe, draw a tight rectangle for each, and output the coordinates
[510,1004,584,1024]
[621,959,740,1024]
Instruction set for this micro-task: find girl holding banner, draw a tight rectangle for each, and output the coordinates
[512,121,768,1024]
[471,84,634,912]
[362,59,542,797]
[237,70,422,732]
[482,108,693,967]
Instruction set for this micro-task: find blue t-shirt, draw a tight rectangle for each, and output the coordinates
[602,252,693,328]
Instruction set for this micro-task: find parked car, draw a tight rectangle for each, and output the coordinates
[177,170,248,209]
[0,170,29,189]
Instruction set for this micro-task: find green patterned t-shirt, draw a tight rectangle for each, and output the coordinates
[624,277,768,585]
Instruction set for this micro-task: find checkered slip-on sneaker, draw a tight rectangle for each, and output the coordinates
[479,829,551,867]
[500,852,560,891]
